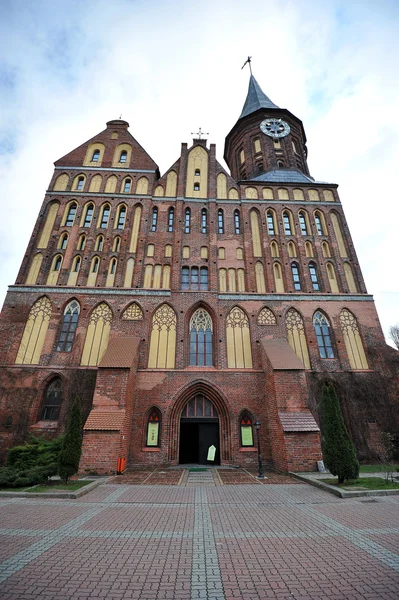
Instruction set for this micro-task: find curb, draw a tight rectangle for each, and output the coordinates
[290,472,399,498]
[0,479,102,499]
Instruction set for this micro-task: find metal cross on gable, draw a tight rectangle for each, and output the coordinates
[191,127,209,139]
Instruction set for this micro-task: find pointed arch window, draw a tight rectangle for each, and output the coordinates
[194,168,200,176]
[57,300,80,352]
[291,262,301,291]
[91,256,100,273]
[119,150,128,163]
[240,413,254,446]
[73,256,81,272]
[314,212,324,235]
[234,209,241,234]
[113,236,121,252]
[123,178,131,193]
[298,211,308,235]
[218,209,224,234]
[117,205,126,229]
[184,208,191,233]
[15,297,52,365]
[65,202,77,227]
[100,204,110,229]
[285,308,311,368]
[83,203,94,227]
[41,378,63,421]
[148,304,177,368]
[309,262,320,291]
[146,409,161,447]
[54,255,62,271]
[76,176,85,191]
[59,233,68,250]
[201,208,208,234]
[226,307,253,368]
[189,308,213,366]
[339,309,368,370]
[168,207,175,232]
[151,207,158,232]
[313,311,334,358]
[96,235,104,251]
[92,149,100,162]
[77,234,86,251]
[267,210,276,235]
[283,211,292,235]
[81,303,112,366]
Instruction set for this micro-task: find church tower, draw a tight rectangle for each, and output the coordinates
[0,73,396,474]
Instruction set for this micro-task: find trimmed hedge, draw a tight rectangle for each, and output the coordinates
[0,436,63,488]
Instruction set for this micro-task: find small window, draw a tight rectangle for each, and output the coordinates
[92,257,99,272]
[234,210,241,234]
[73,256,81,272]
[151,207,158,232]
[83,204,94,227]
[194,169,200,176]
[54,255,62,271]
[91,150,100,162]
[76,176,84,191]
[119,150,128,163]
[110,259,117,274]
[96,235,104,251]
[218,209,224,234]
[41,378,63,420]
[184,208,191,233]
[113,237,121,252]
[123,179,131,193]
[77,234,86,251]
[291,262,301,291]
[309,262,320,291]
[277,160,284,168]
[315,212,324,235]
[240,413,254,446]
[313,311,334,358]
[194,182,200,191]
[283,211,292,235]
[117,206,126,229]
[59,233,68,250]
[239,149,245,164]
[298,212,308,235]
[57,301,80,353]
[100,205,110,228]
[65,203,77,227]
[146,409,161,447]
[267,211,275,235]
[168,207,174,232]
[201,208,207,234]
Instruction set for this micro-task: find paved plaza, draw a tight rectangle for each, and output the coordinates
[0,477,398,599]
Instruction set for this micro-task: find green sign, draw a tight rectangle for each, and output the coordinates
[147,422,159,446]
[241,426,253,446]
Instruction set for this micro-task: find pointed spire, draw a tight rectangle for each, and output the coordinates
[239,75,279,120]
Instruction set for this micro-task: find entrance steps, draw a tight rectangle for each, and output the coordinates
[182,469,220,486]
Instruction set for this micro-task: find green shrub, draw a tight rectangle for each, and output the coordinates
[59,398,83,483]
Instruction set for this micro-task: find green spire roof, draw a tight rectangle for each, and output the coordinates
[239,74,279,119]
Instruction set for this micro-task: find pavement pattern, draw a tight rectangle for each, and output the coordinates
[0,480,398,599]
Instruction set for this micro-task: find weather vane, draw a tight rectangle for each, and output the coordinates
[191,127,209,139]
[241,56,252,74]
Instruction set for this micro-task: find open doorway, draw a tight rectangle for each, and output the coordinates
[179,394,220,465]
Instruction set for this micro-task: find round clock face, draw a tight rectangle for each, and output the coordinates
[260,118,291,138]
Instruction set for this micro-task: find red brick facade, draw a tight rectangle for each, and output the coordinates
[1,78,397,474]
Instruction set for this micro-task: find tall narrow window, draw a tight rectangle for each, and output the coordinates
[15,297,52,365]
[200,267,208,290]
[267,210,276,235]
[339,309,368,369]
[59,233,68,250]
[189,308,213,366]
[57,301,80,352]
[87,256,100,287]
[83,203,94,227]
[298,212,308,235]
[123,178,131,193]
[285,308,311,368]
[73,256,81,272]
[76,176,84,191]
[41,378,63,420]
[146,409,161,446]
[65,203,77,227]
[201,208,207,234]
[234,209,241,234]
[314,212,324,235]
[283,211,292,235]
[226,307,253,368]
[240,413,254,446]
[148,304,177,368]
[81,303,112,366]
[113,237,121,252]
[117,206,126,229]
[291,262,301,291]
[309,262,320,291]
[119,150,127,163]
[96,235,104,251]
[100,205,110,229]
[313,311,334,358]
[184,208,191,233]
[151,207,158,232]
[168,207,174,232]
[77,234,86,251]
[92,149,100,162]
[218,209,224,234]
[194,182,200,191]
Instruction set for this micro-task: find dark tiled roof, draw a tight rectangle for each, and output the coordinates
[251,169,316,184]
[84,411,125,431]
[99,337,140,368]
[239,75,279,119]
[279,411,320,432]
[260,338,305,370]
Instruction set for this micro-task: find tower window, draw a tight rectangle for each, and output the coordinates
[96,235,104,251]
[100,205,110,228]
[267,211,275,235]
[65,203,77,227]
[73,256,81,272]
[146,409,161,447]
[283,211,292,235]
[123,179,131,193]
[151,207,158,232]
[309,262,320,291]
[117,206,126,229]
[83,204,94,227]
[41,378,63,420]
[59,233,68,250]
[201,208,207,234]
[298,212,308,235]
[239,149,245,164]
[181,266,208,290]
[313,311,334,358]
[195,169,200,176]
[184,208,191,233]
[234,209,241,234]
[194,183,200,191]
[291,262,301,291]
[77,234,86,251]
[218,209,224,234]
[91,150,100,162]
[189,308,213,366]
[54,255,62,271]
[315,213,324,236]
[119,150,127,163]
[277,160,284,168]
[76,176,84,191]
[168,207,174,232]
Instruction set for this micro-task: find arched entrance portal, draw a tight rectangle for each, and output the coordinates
[179,394,220,465]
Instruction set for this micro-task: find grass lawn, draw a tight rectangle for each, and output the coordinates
[324,477,399,490]
[359,464,399,473]
[28,480,94,493]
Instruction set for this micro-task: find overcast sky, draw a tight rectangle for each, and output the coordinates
[0,0,398,346]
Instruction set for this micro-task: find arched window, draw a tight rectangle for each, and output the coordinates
[26,253,43,285]
[283,211,292,235]
[15,297,52,365]
[147,243,155,257]
[92,149,100,162]
[184,208,191,233]
[313,311,334,358]
[228,268,236,292]
[57,300,80,352]
[65,202,77,227]
[250,210,262,257]
[189,308,213,366]
[81,303,112,366]
[146,409,161,447]
[47,254,63,285]
[113,236,121,252]
[285,308,311,368]
[273,262,284,292]
[287,241,297,257]
[266,210,277,235]
[327,262,339,292]
[95,235,104,251]
[83,203,94,227]
[123,178,131,193]
[151,207,158,232]
[194,168,200,176]
[58,232,68,250]
[309,262,320,291]
[291,262,301,291]
[76,176,85,191]
[258,307,277,325]
[162,265,171,289]
[234,210,241,234]
[236,248,243,260]
[298,211,308,235]
[117,205,126,229]
[194,182,200,191]
[277,160,284,168]
[322,241,331,258]
[165,244,172,257]
[201,208,207,234]
[119,150,128,163]
[168,207,174,232]
[87,256,100,287]
[99,204,110,228]
[123,257,135,288]
[77,234,86,250]
[218,247,225,259]
[314,212,325,235]
[41,378,63,420]
[240,413,254,446]
[122,302,143,320]
[106,259,117,287]
[226,307,253,368]
[73,256,81,272]
[305,241,314,257]
[270,241,279,257]
[218,209,224,234]
[339,309,368,369]
[148,304,177,368]
[67,256,81,285]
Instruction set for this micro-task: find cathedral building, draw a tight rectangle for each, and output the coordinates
[0,74,394,474]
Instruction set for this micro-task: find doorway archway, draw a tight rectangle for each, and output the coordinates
[179,394,220,465]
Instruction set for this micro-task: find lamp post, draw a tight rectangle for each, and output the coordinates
[254,421,265,479]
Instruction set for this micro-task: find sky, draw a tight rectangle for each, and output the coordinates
[0,0,398,347]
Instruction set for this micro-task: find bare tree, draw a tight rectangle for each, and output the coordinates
[389,324,399,350]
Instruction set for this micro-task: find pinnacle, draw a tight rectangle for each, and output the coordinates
[239,74,279,120]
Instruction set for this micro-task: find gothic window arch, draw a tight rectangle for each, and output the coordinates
[255,262,266,293]
[234,209,241,234]
[270,241,279,257]
[287,241,297,257]
[57,300,80,352]
[168,207,175,232]
[146,408,161,447]
[219,268,227,292]
[122,302,143,320]
[113,236,121,252]
[95,235,104,251]
[47,254,63,285]
[124,257,135,288]
[58,232,68,250]
[309,262,320,291]
[184,207,191,233]
[81,303,112,366]
[226,307,253,369]
[339,309,368,370]
[119,150,128,163]
[258,307,277,325]
[74,175,85,191]
[266,209,277,235]
[67,255,81,286]
[322,241,331,257]
[148,304,177,368]
[26,253,43,284]
[273,262,284,292]
[218,209,224,234]
[305,241,314,257]
[201,208,207,233]
[98,203,111,229]
[89,174,102,193]
[122,178,132,193]
[15,296,52,364]
[189,308,213,366]
[291,262,301,291]
[106,258,117,287]
[326,262,339,292]
[77,233,86,251]
[116,204,127,229]
[283,210,294,235]
[136,176,149,195]
[313,311,334,358]
[41,378,63,421]
[298,211,309,235]
[92,149,100,162]
[285,308,311,368]
[151,207,158,232]
[81,203,94,227]
[87,256,100,286]
[64,202,77,227]
[240,412,254,447]
[314,211,326,236]
[250,209,262,257]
